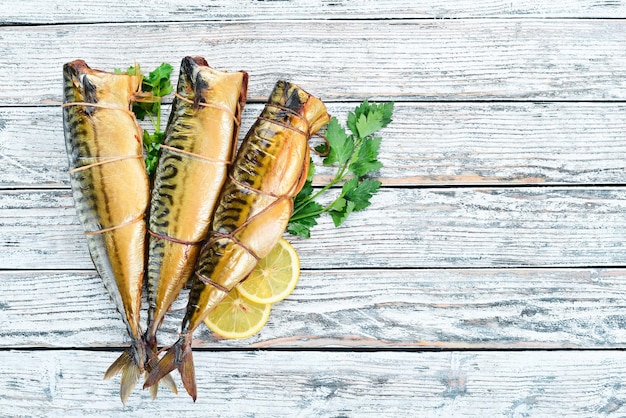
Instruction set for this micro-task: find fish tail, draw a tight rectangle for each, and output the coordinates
[144,335,196,401]
[104,340,145,405]
[144,334,178,399]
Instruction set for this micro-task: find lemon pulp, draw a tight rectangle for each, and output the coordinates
[236,238,300,304]
[204,287,272,339]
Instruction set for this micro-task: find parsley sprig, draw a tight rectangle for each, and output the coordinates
[288,100,394,238]
[115,63,174,175]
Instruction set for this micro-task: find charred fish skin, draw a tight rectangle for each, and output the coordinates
[144,56,248,354]
[144,81,329,400]
[62,60,149,404]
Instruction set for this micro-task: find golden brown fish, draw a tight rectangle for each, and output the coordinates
[144,56,247,397]
[144,80,329,400]
[62,59,149,404]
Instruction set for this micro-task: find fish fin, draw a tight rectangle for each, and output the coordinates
[178,342,196,402]
[161,372,178,395]
[103,349,131,380]
[120,357,142,405]
[147,373,178,399]
[144,343,179,399]
[144,337,196,401]
[149,381,159,400]
[143,339,180,390]
[145,353,161,400]
[104,344,143,405]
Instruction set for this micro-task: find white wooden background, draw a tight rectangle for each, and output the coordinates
[1,1,626,416]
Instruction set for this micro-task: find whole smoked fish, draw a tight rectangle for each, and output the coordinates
[62,60,149,404]
[144,56,247,396]
[145,81,329,400]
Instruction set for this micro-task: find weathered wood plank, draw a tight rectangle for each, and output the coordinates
[1,268,625,349]
[2,19,626,104]
[1,349,625,416]
[3,0,626,24]
[2,188,626,270]
[3,102,626,189]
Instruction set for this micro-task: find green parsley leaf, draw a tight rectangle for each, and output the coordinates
[142,130,163,175]
[346,100,369,137]
[132,102,156,121]
[293,158,315,209]
[143,63,173,97]
[132,63,173,122]
[322,117,354,166]
[314,142,329,156]
[118,62,173,176]
[329,200,355,227]
[113,65,138,76]
[287,220,314,238]
[294,180,314,205]
[349,136,382,177]
[287,221,312,238]
[355,103,394,138]
[288,99,393,238]
[347,100,394,138]
[344,178,381,212]
[328,197,346,212]
[287,200,323,238]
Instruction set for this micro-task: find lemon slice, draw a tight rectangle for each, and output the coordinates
[236,238,300,304]
[204,287,272,339]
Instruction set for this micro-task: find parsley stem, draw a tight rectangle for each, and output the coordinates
[291,176,355,222]
[293,134,365,216]
[288,100,393,238]
[292,165,346,217]
[146,111,157,131]
[289,199,339,222]
[289,210,324,222]
[155,103,161,133]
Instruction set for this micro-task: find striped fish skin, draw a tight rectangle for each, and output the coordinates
[145,56,248,351]
[62,60,149,404]
[188,81,329,332]
[144,81,329,400]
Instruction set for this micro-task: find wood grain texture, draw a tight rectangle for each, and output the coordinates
[1,349,625,416]
[2,19,626,104]
[3,102,626,189]
[2,188,625,270]
[2,268,625,349]
[3,1,626,413]
[3,0,626,24]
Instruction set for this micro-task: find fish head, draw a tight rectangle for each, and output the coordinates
[63,59,92,104]
[178,56,210,109]
[63,59,141,108]
[270,80,330,136]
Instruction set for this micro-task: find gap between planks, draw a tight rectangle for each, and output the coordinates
[2,346,624,353]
